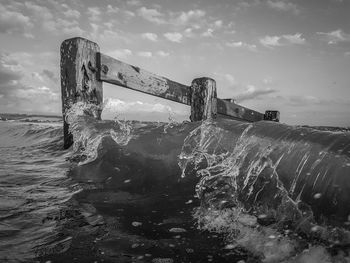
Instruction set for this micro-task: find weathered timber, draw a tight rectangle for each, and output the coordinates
[217,99,264,122]
[60,37,103,149]
[264,110,280,122]
[98,53,190,105]
[190,78,217,121]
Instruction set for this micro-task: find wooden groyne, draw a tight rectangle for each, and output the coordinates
[61,37,279,148]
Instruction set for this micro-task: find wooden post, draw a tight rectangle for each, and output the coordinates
[190,77,217,121]
[264,110,280,122]
[60,37,103,149]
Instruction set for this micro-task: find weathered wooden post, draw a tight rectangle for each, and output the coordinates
[190,77,217,121]
[60,37,103,149]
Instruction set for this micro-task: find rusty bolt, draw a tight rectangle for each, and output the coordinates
[101,64,109,75]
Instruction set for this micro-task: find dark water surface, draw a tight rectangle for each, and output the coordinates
[1,108,350,262]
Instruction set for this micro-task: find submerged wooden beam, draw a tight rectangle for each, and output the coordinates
[190,78,217,121]
[217,99,264,122]
[60,37,103,149]
[98,53,190,105]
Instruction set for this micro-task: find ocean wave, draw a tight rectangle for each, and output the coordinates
[2,102,350,262]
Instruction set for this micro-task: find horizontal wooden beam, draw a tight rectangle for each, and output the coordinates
[97,52,265,122]
[217,98,264,122]
[97,53,191,105]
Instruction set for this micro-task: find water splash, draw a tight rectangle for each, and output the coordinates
[65,102,133,165]
[110,118,133,146]
[178,120,350,262]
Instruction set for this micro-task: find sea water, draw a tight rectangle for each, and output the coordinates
[1,103,350,262]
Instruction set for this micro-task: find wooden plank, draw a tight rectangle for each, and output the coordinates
[217,98,264,122]
[190,78,217,121]
[98,53,190,105]
[97,52,266,122]
[60,37,103,149]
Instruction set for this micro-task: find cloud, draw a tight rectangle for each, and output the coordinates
[137,7,165,24]
[164,32,183,43]
[137,51,152,57]
[287,95,322,106]
[260,33,305,47]
[87,7,101,22]
[141,32,158,41]
[260,35,282,47]
[123,10,135,18]
[224,74,237,86]
[316,29,350,44]
[63,9,81,19]
[0,3,33,35]
[0,53,22,87]
[235,85,277,102]
[108,49,133,59]
[25,2,53,22]
[213,20,223,28]
[214,72,237,86]
[184,28,195,38]
[226,41,257,51]
[102,98,190,122]
[156,51,170,57]
[0,52,60,114]
[23,2,85,37]
[127,0,142,6]
[42,69,58,82]
[266,1,300,14]
[282,33,306,44]
[172,9,206,26]
[107,5,119,14]
[201,28,214,37]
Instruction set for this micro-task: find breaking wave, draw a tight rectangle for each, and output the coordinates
[1,102,350,262]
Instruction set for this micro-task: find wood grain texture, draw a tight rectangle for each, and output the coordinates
[96,51,266,123]
[60,37,103,149]
[98,53,190,105]
[190,78,217,121]
[217,98,264,122]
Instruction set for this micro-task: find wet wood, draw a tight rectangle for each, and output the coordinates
[98,53,190,105]
[190,78,217,121]
[264,110,280,122]
[217,99,264,122]
[96,52,270,123]
[60,37,103,149]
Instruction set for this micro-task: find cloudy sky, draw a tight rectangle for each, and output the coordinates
[0,0,349,126]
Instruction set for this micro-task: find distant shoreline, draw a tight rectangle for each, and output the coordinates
[1,113,349,132]
[0,113,62,122]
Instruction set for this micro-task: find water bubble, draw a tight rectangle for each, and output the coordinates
[311,226,320,232]
[152,258,173,263]
[224,244,236,249]
[169,228,187,233]
[185,248,194,253]
[124,179,131,183]
[313,193,322,199]
[258,214,267,219]
[131,243,139,248]
[132,221,142,227]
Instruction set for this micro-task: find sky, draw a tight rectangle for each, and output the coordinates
[0,0,349,126]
